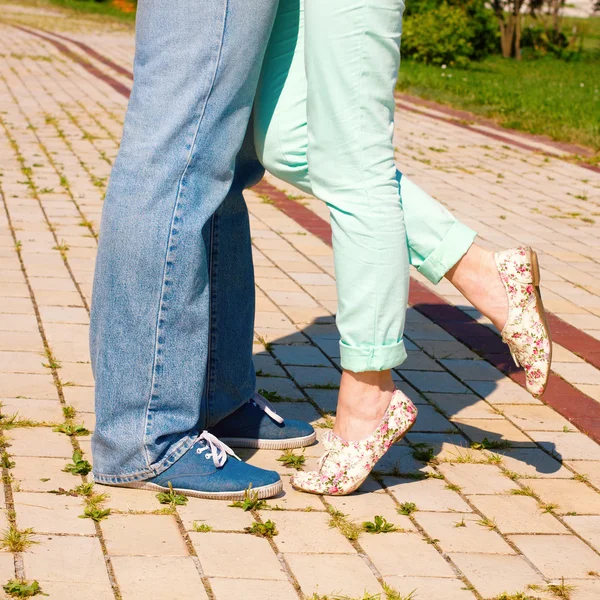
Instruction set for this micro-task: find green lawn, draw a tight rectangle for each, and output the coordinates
[397,54,600,154]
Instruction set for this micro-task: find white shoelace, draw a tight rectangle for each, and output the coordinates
[251,393,285,425]
[195,431,241,467]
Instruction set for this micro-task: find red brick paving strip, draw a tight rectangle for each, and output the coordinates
[255,178,600,445]
[19,24,600,442]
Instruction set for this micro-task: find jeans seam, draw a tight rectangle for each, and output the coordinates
[205,211,220,429]
[142,0,229,465]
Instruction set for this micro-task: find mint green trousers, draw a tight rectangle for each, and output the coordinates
[254,0,476,372]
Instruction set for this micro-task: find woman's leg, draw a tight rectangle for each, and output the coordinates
[254,0,508,345]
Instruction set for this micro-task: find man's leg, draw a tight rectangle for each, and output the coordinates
[90,0,280,485]
[206,125,316,449]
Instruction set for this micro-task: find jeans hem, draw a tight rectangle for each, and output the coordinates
[92,433,197,485]
[340,339,407,372]
[418,221,477,284]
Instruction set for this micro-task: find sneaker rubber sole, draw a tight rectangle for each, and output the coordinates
[98,479,283,501]
[220,431,317,450]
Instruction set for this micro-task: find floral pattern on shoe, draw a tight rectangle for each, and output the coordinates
[495,246,552,398]
[290,390,417,496]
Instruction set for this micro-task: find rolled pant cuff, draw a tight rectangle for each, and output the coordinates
[340,339,407,372]
[418,221,477,284]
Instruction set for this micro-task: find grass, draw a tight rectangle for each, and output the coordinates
[192,522,212,533]
[397,502,417,516]
[0,526,37,553]
[397,50,600,155]
[327,507,362,541]
[37,0,137,22]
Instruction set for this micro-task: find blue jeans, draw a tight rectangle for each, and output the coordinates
[90,0,278,484]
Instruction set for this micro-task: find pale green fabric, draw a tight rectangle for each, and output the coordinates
[254,0,476,372]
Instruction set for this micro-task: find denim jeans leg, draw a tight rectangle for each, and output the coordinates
[90,0,278,484]
[204,126,265,429]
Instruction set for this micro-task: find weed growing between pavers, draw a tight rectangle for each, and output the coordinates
[245,519,278,538]
[192,522,212,533]
[229,484,267,511]
[0,526,37,553]
[362,515,398,534]
[63,450,92,475]
[2,579,46,598]
[327,506,362,541]
[471,437,513,451]
[307,585,416,599]
[53,422,90,437]
[156,482,188,508]
[277,449,306,470]
[397,502,417,516]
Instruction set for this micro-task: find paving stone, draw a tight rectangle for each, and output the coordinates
[361,532,456,577]
[426,393,502,420]
[265,475,324,511]
[404,432,471,461]
[502,405,574,431]
[566,579,600,600]
[102,514,188,556]
[402,371,468,394]
[0,397,63,422]
[383,476,472,512]
[270,401,322,424]
[441,359,504,381]
[529,431,600,461]
[414,511,514,554]
[268,511,354,553]
[328,490,416,532]
[564,515,600,551]
[522,478,600,515]
[466,379,542,404]
[0,373,58,399]
[414,340,479,360]
[24,535,112,585]
[398,351,444,372]
[255,377,304,400]
[178,497,254,532]
[0,330,44,352]
[509,534,600,578]
[552,362,600,385]
[286,366,339,388]
[37,581,114,600]
[7,428,73,458]
[112,556,208,600]
[412,404,456,433]
[564,460,600,488]
[14,491,95,535]
[210,578,298,600]
[191,532,286,579]
[0,350,46,374]
[253,354,287,378]
[448,553,546,599]
[12,456,78,492]
[492,448,572,478]
[284,553,383,597]
[436,463,515,495]
[467,495,567,535]
[451,418,535,447]
[101,486,166,514]
[272,345,330,367]
[306,388,338,413]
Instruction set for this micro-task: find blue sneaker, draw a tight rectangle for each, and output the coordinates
[105,432,282,500]
[210,393,317,450]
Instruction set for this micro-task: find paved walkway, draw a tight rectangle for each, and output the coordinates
[1,4,600,600]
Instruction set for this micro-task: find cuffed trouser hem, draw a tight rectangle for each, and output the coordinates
[418,221,477,285]
[340,339,407,373]
[92,433,197,485]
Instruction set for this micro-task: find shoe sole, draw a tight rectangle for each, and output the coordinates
[97,479,283,501]
[220,431,317,450]
[529,248,553,398]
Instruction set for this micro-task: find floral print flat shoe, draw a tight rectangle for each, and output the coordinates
[495,246,552,398]
[290,390,417,496]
